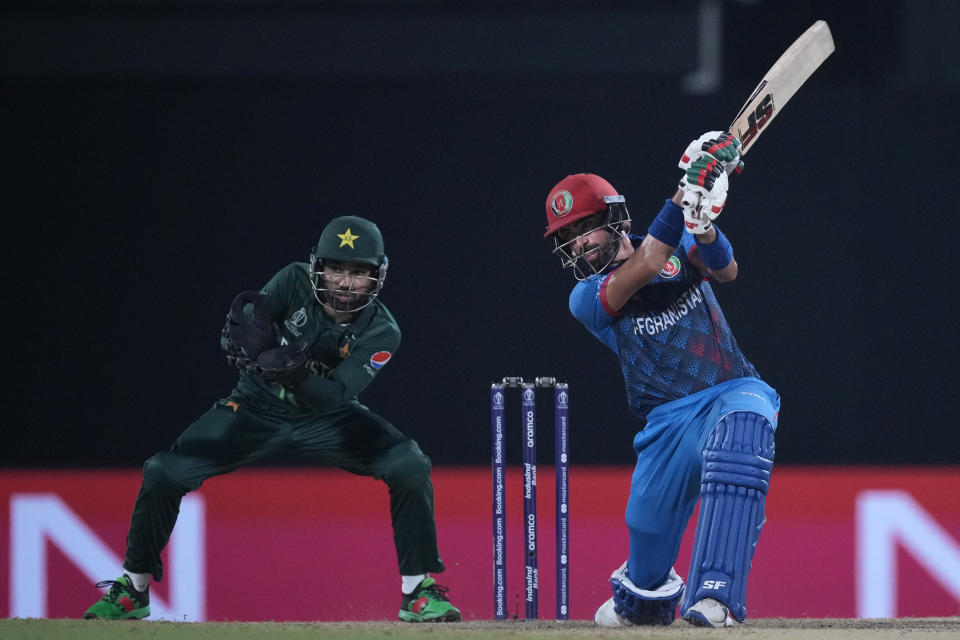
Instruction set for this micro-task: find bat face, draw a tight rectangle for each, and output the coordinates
[728,21,835,156]
[732,87,774,151]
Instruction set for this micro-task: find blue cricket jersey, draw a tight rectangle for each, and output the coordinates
[569,232,759,419]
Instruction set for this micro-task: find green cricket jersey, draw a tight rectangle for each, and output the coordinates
[233,262,400,414]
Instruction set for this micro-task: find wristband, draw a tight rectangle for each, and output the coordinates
[695,226,734,270]
[646,199,684,247]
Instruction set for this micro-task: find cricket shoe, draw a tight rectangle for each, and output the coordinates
[398,578,462,622]
[683,597,734,628]
[83,574,150,620]
[594,597,634,627]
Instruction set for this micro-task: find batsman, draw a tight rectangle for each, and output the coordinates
[543,133,780,627]
[84,215,462,623]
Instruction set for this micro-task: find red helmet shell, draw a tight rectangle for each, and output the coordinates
[544,173,621,237]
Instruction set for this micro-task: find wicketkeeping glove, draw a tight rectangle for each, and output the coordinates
[246,342,311,388]
[678,155,729,235]
[679,131,744,176]
[221,290,280,370]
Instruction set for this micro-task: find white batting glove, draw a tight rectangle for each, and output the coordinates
[679,131,744,176]
[679,155,729,234]
[682,201,714,234]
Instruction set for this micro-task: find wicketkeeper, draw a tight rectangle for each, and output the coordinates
[84,215,462,623]
[542,132,779,628]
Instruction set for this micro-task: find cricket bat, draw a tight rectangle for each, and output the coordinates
[729,20,835,155]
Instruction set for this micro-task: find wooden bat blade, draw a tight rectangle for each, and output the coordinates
[729,20,835,156]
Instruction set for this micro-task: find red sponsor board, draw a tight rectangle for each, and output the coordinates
[1,466,958,621]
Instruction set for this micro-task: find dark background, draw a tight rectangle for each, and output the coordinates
[5,0,958,468]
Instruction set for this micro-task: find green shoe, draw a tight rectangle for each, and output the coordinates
[398,577,462,623]
[83,574,150,620]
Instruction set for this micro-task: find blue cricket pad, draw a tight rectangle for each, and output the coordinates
[682,411,775,622]
[612,569,684,626]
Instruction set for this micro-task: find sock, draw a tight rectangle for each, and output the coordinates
[125,571,151,592]
[401,574,428,595]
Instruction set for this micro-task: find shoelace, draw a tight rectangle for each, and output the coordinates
[93,580,130,604]
[419,582,451,602]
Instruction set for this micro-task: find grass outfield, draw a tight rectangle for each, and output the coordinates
[3,618,960,640]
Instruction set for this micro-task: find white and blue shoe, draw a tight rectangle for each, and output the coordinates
[683,597,734,628]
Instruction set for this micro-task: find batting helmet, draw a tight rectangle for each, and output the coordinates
[309,216,389,313]
[311,216,386,266]
[544,173,626,237]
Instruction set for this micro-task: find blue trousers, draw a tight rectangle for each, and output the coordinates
[625,377,780,588]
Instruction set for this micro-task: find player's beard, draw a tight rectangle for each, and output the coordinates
[573,234,621,277]
[323,288,371,313]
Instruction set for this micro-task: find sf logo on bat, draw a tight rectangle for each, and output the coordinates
[734,83,775,147]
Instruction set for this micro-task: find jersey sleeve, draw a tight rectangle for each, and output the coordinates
[569,277,618,353]
[260,262,308,320]
[290,315,401,412]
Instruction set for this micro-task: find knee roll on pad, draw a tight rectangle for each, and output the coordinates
[611,563,685,625]
[682,411,775,623]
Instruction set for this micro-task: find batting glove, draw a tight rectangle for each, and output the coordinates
[679,131,744,176]
[679,155,729,235]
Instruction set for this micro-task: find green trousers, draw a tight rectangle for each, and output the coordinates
[123,396,445,581]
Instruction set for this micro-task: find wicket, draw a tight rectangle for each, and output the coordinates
[491,376,569,621]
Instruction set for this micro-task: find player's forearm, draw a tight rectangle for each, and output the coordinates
[703,257,738,282]
[714,261,738,281]
[695,227,717,244]
[291,374,350,412]
[694,226,738,282]
[604,198,683,311]
[603,235,674,311]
